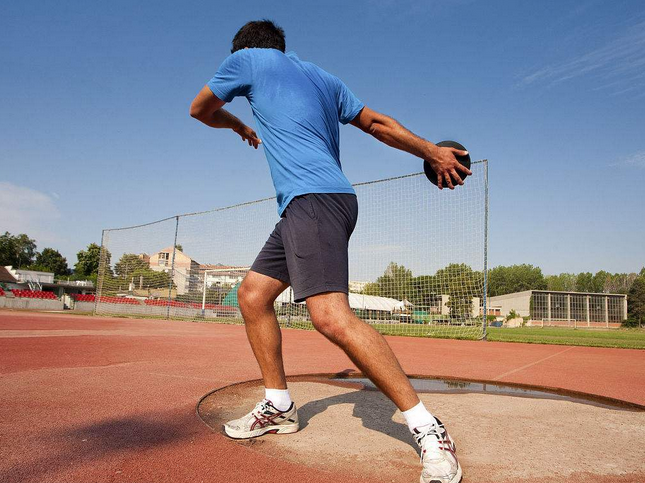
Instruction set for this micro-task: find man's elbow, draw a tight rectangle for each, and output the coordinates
[189,104,205,121]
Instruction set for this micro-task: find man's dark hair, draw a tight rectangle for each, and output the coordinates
[231,20,286,53]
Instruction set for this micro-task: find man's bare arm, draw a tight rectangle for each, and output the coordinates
[190,85,261,149]
[350,106,471,189]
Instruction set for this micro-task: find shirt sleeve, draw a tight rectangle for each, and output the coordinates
[207,51,252,103]
[335,77,364,125]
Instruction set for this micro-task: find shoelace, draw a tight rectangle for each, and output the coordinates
[415,424,447,464]
[251,399,272,419]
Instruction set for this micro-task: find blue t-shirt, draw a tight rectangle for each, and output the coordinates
[207,49,364,215]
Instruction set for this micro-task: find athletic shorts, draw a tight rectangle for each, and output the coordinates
[250,193,358,303]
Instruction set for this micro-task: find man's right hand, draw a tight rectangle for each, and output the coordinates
[425,146,472,190]
[349,106,472,189]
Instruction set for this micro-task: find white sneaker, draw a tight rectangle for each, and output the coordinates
[223,399,299,439]
[413,417,462,483]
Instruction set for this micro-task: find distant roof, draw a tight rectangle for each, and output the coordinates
[199,264,249,270]
[275,288,405,312]
[150,247,199,264]
[0,266,18,283]
[490,289,627,300]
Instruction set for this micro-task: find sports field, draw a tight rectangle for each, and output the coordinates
[486,327,645,349]
[348,323,645,349]
[2,309,644,483]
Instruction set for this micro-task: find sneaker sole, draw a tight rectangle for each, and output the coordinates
[419,462,462,483]
[223,422,299,439]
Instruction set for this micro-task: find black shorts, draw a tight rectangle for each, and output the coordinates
[250,193,358,303]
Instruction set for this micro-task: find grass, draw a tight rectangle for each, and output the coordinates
[486,326,645,349]
[371,323,482,340]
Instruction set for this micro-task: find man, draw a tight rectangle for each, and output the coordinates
[190,20,470,483]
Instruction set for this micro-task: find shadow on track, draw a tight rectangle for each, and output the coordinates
[296,386,417,452]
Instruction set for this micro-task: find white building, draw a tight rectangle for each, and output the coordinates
[489,290,627,328]
[4,266,54,289]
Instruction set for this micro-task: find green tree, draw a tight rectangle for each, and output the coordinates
[0,232,37,268]
[592,270,610,293]
[370,262,413,300]
[575,272,594,292]
[604,272,638,294]
[32,248,70,276]
[488,264,546,296]
[362,282,381,296]
[545,273,577,291]
[409,275,439,307]
[114,254,149,279]
[129,268,172,290]
[627,274,645,326]
[75,243,102,276]
[434,263,481,318]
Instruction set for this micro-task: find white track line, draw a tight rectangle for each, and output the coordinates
[493,346,577,381]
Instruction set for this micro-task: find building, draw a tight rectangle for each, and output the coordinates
[200,265,248,289]
[348,281,368,293]
[0,266,22,289]
[148,247,200,295]
[489,290,627,328]
[5,266,54,289]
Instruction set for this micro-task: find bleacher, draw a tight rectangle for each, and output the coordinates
[11,289,57,300]
[99,296,141,305]
[143,298,238,315]
[72,294,96,303]
[145,299,192,308]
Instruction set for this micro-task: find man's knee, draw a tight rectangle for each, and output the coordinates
[308,296,354,343]
[311,316,351,343]
[238,280,272,314]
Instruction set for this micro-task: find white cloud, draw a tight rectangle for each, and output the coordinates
[0,182,62,244]
[520,20,645,96]
[612,151,645,169]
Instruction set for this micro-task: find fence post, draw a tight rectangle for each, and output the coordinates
[166,216,180,320]
[482,159,489,341]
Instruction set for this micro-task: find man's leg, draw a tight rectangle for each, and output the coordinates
[223,272,299,440]
[306,291,419,411]
[238,270,290,390]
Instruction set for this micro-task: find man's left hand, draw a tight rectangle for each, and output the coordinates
[234,124,262,149]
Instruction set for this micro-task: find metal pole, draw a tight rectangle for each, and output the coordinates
[287,286,293,328]
[202,270,207,316]
[166,216,179,320]
[201,269,217,316]
[94,229,106,316]
[482,159,489,341]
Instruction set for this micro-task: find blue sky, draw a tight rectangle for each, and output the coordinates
[1,0,644,275]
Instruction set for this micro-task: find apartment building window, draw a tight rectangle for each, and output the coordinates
[158,252,169,266]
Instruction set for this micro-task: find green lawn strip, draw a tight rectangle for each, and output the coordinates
[486,327,645,349]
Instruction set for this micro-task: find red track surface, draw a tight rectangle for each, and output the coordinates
[1,310,644,483]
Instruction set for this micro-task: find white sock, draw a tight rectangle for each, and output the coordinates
[265,388,292,412]
[402,401,435,433]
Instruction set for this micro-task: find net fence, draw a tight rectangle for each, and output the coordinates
[96,160,489,339]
